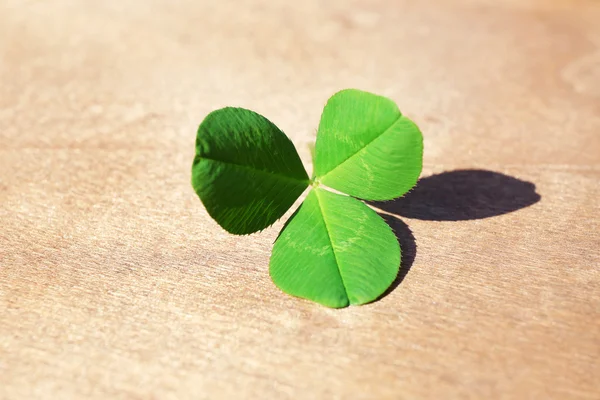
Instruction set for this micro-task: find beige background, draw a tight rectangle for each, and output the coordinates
[1,0,599,398]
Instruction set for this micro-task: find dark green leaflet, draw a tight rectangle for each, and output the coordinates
[192,107,309,234]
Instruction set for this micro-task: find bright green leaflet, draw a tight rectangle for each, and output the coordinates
[270,188,400,308]
[191,107,309,235]
[314,89,424,201]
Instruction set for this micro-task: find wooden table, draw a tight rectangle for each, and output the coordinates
[1,1,599,398]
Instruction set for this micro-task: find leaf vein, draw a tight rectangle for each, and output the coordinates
[314,189,349,301]
[319,114,402,180]
[199,156,308,184]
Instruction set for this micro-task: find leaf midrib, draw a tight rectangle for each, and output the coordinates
[318,114,402,180]
[199,156,309,184]
[314,189,349,303]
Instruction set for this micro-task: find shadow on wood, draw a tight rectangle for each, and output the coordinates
[371,169,541,303]
[371,214,416,303]
[371,169,541,221]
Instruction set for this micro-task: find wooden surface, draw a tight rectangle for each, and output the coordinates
[1,0,599,398]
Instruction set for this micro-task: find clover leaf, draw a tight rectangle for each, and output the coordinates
[270,188,400,308]
[315,89,423,200]
[191,89,423,307]
[191,107,309,234]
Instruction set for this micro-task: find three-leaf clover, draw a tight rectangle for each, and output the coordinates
[192,89,423,308]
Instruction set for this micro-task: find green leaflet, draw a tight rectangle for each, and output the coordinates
[270,188,400,308]
[191,90,423,307]
[314,89,423,200]
[192,107,309,234]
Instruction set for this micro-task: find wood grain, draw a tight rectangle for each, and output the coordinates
[1,0,599,398]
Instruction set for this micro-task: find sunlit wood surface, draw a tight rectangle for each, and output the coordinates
[1,0,599,398]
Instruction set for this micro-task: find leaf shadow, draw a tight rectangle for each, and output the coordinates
[370,169,541,221]
[371,213,417,303]
[370,169,541,303]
